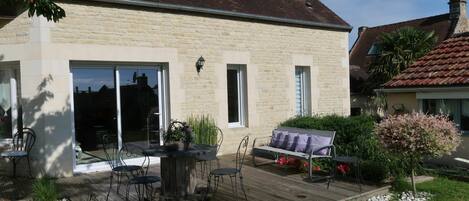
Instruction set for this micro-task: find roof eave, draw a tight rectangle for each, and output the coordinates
[90,0,353,32]
[375,86,469,93]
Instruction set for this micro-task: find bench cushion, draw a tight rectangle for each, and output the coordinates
[285,133,299,151]
[294,134,310,153]
[270,130,287,148]
[306,135,332,155]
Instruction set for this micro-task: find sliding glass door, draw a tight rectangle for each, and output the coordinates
[72,65,165,166]
[72,68,118,164]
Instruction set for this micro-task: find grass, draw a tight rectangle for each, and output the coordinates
[416,177,469,201]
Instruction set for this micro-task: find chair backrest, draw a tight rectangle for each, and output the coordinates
[102,134,125,169]
[12,128,36,153]
[125,143,152,176]
[235,136,249,172]
[215,127,224,154]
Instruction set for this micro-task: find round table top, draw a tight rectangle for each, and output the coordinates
[143,144,215,158]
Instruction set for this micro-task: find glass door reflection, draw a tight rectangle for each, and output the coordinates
[119,68,160,157]
[73,68,117,165]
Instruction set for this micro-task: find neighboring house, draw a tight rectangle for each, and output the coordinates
[349,0,468,115]
[380,32,469,166]
[0,0,351,177]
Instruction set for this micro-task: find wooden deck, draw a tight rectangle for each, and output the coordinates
[0,155,379,201]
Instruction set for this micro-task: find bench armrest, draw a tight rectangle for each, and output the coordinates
[252,136,272,149]
[308,144,336,157]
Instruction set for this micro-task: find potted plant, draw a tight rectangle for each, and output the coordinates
[187,115,220,158]
[164,120,194,151]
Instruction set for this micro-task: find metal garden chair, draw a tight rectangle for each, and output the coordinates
[0,128,36,178]
[197,127,224,178]
[125,144,161,201]
[102,135,142,201]
[208,136,249,201]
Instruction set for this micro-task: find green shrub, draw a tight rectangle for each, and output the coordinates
[360,160,389,183]
[32,177,59,201]
[187,115,219,145]
[392,176,412,192]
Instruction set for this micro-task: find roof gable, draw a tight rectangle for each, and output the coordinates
[384,32,469,88]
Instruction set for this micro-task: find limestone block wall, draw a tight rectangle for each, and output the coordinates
[49,1,350,154]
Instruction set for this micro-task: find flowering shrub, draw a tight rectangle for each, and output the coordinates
[375,113,461,158]
[375,112,461,193]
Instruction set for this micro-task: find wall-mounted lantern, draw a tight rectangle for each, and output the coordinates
[196,56,205,73]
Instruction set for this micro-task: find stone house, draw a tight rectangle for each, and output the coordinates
[0,0,351,177]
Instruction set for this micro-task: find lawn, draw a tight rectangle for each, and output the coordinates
[417,177,469,201]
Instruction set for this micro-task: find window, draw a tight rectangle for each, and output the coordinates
[295,66,311,116]
[0,69,19,139]
[422,99,469,134]
[368,43,380,55]
[227,64,247,127]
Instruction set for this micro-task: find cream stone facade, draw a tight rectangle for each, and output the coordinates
[0,1,350,177]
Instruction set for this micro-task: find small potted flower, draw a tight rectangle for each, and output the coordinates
[164,120,194,151]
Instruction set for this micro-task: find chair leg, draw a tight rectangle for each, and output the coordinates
[27,156,33,178]
[239,175,248,201]
[106,172,114,201]
[230,176,236,201]
[327,160,336,189]
[234,175,239,201]
[12,158,17,178]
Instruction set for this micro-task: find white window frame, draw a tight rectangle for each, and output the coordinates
[295,66,311,116]
[227,64,247,128]
[0,68,19,141]
[69,63,169,173]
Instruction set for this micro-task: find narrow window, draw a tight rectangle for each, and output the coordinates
[295,66,311,116]
[227,64,247,127]
[368,43,380,55]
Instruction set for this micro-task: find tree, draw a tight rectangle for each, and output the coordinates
[375,113,461,194]
[364,27,437,94]
[0,0,65,22]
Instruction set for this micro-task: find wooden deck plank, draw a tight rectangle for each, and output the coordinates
[0,154,380,201]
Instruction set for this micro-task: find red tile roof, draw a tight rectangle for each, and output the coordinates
[90,0,351,30]
[349,14,453,92]
[384,32,469,88]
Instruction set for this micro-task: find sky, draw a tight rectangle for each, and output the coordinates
[320,0,450,48]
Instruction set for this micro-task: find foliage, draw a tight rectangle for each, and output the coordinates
[163,120,194,143]
[32,177,59,201]
[280,115,376,158]
[360,160,389,183]
[392,176,412,193]
[187,115,219,145]
[375,112,461,193]
[0,0,65,22]
[375,113,461,159]
[364,27,437,94]
[417,177,469,201]
[280,115,410,182]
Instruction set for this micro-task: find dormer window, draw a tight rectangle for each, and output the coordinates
[368,43,380,55]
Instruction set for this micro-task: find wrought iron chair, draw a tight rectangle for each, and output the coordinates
[102,135,142,201]
[208,136,249,201]
[125,144,161,201]
[0,128,36,178]
[197,127,224,178]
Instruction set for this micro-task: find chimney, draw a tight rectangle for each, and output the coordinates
[358,26,368,37]
[449,0,469,34]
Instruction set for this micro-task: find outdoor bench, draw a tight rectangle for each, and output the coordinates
[252,127,336,181]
